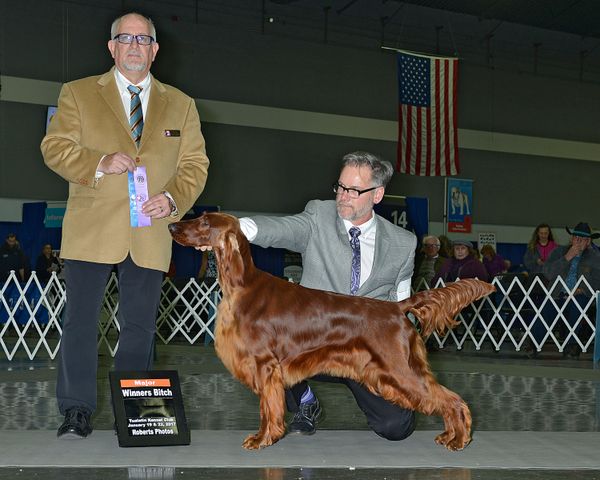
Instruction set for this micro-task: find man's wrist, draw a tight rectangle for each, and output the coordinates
[162,191,178,216]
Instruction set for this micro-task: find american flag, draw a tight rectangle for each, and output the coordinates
[396,52,459,176]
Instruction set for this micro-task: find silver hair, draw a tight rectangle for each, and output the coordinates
[341,151,394,187]
[422,235,440,245]
[111,12,157,41]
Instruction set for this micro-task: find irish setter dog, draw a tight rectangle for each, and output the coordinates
[169,213,495,451]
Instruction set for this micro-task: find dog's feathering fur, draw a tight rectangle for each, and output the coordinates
[169,213,495,451]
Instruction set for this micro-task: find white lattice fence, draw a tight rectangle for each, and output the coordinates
[418,275,598,354]
[156,278,220,345]
[0,271,64,360]
[0,271,597,360]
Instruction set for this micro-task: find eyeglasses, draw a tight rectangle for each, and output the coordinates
[113,33,155,45]
[424,244,440,248]
[332,182,379,199]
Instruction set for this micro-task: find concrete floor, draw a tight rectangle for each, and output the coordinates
[1,343,599,479]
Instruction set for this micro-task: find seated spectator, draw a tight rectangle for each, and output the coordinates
[438,235,453,259]
[432,240,489,284]
[35,244,61,283]
[542,222,600,358]
[523,224,557,274]
[412,235,447,290]
[480,244,509,278]
[0,233,26,282]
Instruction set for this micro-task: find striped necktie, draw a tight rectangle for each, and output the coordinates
[127,85,143,147]
[349,227,361,295]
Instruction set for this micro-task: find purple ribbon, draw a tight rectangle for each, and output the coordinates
[128,166,151,227]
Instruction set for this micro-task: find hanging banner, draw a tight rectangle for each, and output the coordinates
[375,196,429,240]
[44,207,66,228]
[447,178,473,233]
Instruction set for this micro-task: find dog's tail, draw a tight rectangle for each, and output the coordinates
[403,278,496,337]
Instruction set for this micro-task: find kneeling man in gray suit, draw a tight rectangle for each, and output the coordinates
[239,151,417,440]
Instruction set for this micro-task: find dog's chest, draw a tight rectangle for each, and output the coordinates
[214,305,252,387]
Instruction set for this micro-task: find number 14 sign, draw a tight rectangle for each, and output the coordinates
[374,196,429,241]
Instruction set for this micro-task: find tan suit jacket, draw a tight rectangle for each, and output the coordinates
[41,68,209,272]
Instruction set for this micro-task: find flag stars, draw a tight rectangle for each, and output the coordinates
[398,54,430,107]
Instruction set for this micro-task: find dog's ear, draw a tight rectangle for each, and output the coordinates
[221,232,245,287]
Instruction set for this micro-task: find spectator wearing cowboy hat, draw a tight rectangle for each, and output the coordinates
[542,222,600,358]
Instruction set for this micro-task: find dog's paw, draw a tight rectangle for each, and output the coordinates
[242,433,274,450]
[434,431,451,447]
[242,434,262,450]
[435,431,470,451]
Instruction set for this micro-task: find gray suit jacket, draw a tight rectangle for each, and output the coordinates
[251,200,416,301]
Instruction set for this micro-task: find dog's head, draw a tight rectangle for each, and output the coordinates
[169,213,249,286]
[168,212,240,249]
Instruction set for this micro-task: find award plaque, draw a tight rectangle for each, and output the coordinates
[109,370,190,447]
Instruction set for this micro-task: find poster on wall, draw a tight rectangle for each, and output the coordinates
[446,178,473,233]
[44,206,66,228]
[478,232,496,252]
[46,106,57,133]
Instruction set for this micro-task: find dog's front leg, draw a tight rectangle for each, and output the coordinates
[242,360,286,450]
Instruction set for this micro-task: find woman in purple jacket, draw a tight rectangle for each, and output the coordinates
[432,240,489,284]
[481,244,509,279]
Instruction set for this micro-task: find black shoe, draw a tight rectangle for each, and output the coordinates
[525,342,538,359]
[526,348,538,359]
[562,348,581,360]
[57,407,93,439]
[288,398,322,435]
[568,345,581,359]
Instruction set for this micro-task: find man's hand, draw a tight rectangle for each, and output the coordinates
[142,193,172,219]
[98,152,137,175]
[565,236,590,261]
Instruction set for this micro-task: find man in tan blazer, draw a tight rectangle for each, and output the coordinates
[41,12,209,439]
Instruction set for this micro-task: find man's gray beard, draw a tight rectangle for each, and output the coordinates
[123,61,146,72]
[336,203,372,223]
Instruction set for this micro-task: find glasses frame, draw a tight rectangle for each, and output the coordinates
[113,33,155,45]
[332,182,379,199]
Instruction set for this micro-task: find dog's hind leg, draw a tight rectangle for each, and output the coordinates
[430,385,472,451]
[378,369,472,451]
[369,337,472,451]
[242,359,287,450]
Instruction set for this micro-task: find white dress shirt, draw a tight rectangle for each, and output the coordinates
[114,68,152,119]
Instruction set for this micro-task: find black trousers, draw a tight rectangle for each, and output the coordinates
[56,256,163,414]
[286,377,416,441]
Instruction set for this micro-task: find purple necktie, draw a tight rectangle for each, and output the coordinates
[349,227,361,295]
